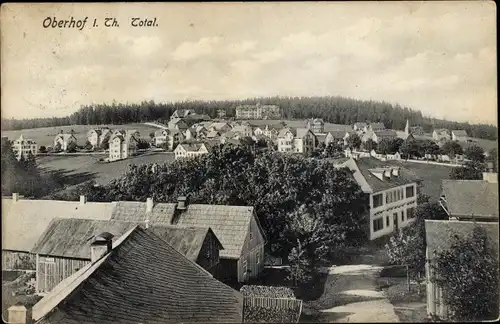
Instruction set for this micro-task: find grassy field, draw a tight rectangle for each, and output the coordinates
[1,123,159,148]
[37,152,175,186]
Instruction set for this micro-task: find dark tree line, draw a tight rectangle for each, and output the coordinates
[2,96,497,140]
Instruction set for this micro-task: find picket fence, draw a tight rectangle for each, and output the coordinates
[243,297,303,323]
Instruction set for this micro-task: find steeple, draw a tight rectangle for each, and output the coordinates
[405,119,410,136]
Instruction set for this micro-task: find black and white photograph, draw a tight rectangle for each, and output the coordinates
[1,1,498,323]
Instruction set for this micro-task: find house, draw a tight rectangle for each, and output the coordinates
[109,130,139,161]
[110,197,267,283]
[174,142,210,160]
[209,122,232,133]
[1,195,115,272]
[86,128,111,149]
[324,131,349,147]
[353,122,368,132]
[31,218,224,294]
[11,135,38,161]
[333,157,420,240]
[231,124,254,137]
[440,176,499,222]
[171,109,195,119]
[31,226,244,324]
[451,130,468,142]
[217,108,227,119]
[235,102,281,119]
[277,128,317,154]
[425,220,499,320]
[367,122,386,132]
[195,125,209,138]
[153,129,185,150]
[262,124,282,140]
[206,130,221,139]
[372,130,398,143]
[53,133,77,151]
[410,126,425,136]
[168,118,189,130]
[432,129,451,142]
[306,118,325,134]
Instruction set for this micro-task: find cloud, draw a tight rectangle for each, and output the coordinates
[171,37,221,61]
[226,40,257,54]
[252,50,283,64]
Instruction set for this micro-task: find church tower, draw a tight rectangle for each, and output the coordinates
[405,119,410,136]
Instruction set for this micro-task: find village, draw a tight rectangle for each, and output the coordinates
[2,102,499,324]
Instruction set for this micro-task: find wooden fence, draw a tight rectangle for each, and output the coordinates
[243,296,302,310]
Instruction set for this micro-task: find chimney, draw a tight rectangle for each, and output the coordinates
[90,232,114,263]
[146,198,154,213]
[8,305,26,324]
[383,169,391,179]
[12,193,19,202]
[177,196,187,210]
[392,168,399,177]
[80,195,87,205]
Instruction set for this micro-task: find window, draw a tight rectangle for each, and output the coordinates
[249,232,253,241]
[406,185,415,198]
[407,207,415,219]
[256,251,261,264]
[386,216,390,227]
[373,194,383,208]
[401,210,405,222]
[373,218,384,232]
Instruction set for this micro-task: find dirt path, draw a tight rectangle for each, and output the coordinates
[303,264,400,323]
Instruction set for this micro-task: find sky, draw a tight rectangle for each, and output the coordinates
[1,2,497,125]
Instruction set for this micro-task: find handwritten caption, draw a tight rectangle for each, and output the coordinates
[42,17,158,30]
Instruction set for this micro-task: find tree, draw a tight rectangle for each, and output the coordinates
[54,142,62,152]
[450,161,485,180]
[39,145,47,153]
[84,140,93,151]
[346,133,361,150]
[66,141,78,153]
[363,138,377,152]
[149,132,155,139]
[136,139,150,150]
[324,142,343,158]
[464,145,485,163]
[441,141,463,158]
[430,226,499,321]
[399,139,423,159]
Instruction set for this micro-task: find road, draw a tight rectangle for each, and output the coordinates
[303,264,400,323]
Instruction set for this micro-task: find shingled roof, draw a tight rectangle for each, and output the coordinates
[33,226,243,324]
[441,180,499,218]
[2,198,115,253]
[110,201,259,259]
[425,220,499,260]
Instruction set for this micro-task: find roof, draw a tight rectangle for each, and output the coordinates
[316,134,327,143]
[354,122,367,128]
[277,128,296,138]
[442,180,499,218]
[374,130,397,137]
[452,129,468,136]
[2,199,115,253]
[335,157,420,193]
[425,220,499,260]
[33,226,243,324]
[296,128,314,139]
[110,201,256,259]
[370,123,386,130]
[327,131,348,139]
[55,134,76,141]
[178,142,207,152]
[433,129,450,134]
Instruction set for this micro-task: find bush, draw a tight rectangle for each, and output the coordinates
[66,141,77,153]
[240,285,295,298]
[39,146,47,153]
[243,305,300,323]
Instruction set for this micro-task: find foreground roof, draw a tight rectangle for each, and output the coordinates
[2,198,115,253]
[425,220,499,259]
[110,201,258,259]
[442,180,499,218]
[33,226,243,324]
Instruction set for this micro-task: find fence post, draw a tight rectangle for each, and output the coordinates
[406,265,410,292]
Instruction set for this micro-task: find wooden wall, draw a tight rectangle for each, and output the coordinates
[36,255,89,294]
[2,250,36,271]
[196,231,221,272]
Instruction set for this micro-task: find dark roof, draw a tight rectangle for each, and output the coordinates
[110,201,258,259]
[452,130,468,136]
[148,225,224,261]
[442,180,499,218]
[370,123,386,130]
[374,130,397,137]
[328,131,348,139]
[31,218,138,259]
[425,220,499,260]
[33,226,243,324]
[351,158,420,192]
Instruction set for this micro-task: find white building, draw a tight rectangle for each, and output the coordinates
[451,130,468,142]
[235,102,281,119]
[306,118,325,135]
[109,130,139,161]
[53,133,77,151]
[432,129,451,142]
[11,135,38,161]
[174,142,210,160]
[154,129,185,151]
[333,157,419,240]
[87,128,111,149]
[277,127,317,154]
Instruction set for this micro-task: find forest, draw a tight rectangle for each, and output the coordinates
[2,96,497,140]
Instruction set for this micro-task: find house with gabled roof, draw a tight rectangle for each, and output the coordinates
[168,118,189,130]
[1,195,116,271]
[372,130,398,143]
[306,118,325,134]
[86,127,111,149]
[32,226,243,324]
[154,128,185,150]
[424,220,499,320]
[209,122,232,133]
[277,127,317,154]
[109,197,267,283]
[333,157,420,240]
[368,122,386,132]
[440,176,499,222]
[53,133,77,151]
[31,217,224,294]
[324,131,349,147]
[432,129,451,142]
[451,129,468,142]
[171,108,195,119]
[109,130,139,161]
[12,134,38,161]
[174,142,210,160]
[353,122,368,132]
